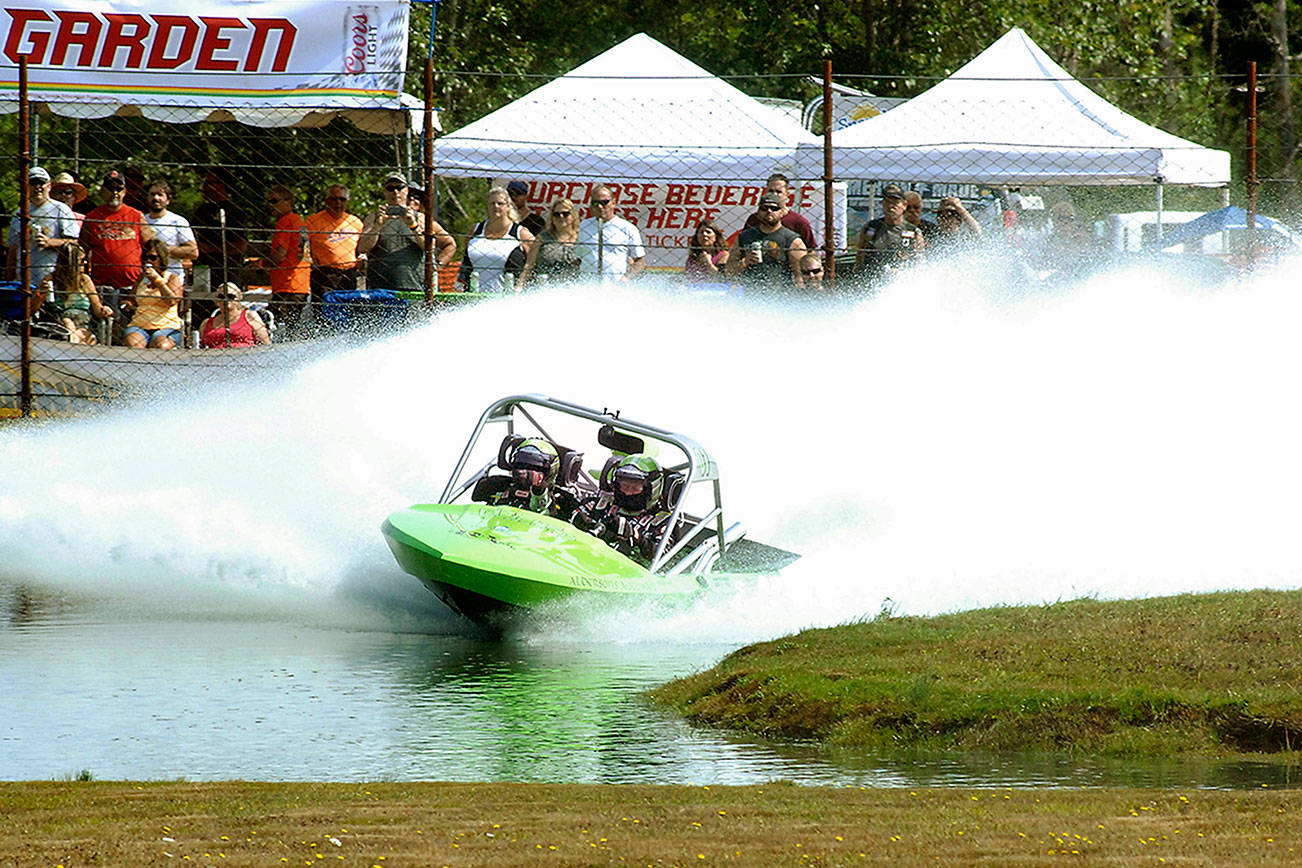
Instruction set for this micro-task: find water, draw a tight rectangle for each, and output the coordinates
[3,259,1302,785]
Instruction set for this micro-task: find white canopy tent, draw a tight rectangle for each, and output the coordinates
[0,93,430,136]
[808,27,1230,187]
[433,33,821,182]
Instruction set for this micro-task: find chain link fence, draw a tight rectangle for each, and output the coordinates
[2,50,1285,418]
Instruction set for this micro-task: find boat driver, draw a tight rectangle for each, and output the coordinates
[572,453,679,563]
[492,438,562,515]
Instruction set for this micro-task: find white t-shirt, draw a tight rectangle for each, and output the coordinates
[577,216,646,279]
[7,199,79,283]
[144,210,196,278]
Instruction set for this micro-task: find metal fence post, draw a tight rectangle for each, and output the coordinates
[1246,61,1258,269]
[822,59,835,284]
[18,57,32,418]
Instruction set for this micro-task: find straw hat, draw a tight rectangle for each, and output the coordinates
[50,172,87,203]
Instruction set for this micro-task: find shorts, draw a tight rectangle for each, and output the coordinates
[123,326,183,345]
[63,309,91,329]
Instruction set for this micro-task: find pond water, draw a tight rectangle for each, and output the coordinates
[5,271,1302,787]
[2,584,1296,789]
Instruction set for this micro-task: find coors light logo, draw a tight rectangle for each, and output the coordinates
[343,5,379,74]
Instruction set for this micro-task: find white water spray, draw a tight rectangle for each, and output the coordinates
[3,260,1301,641]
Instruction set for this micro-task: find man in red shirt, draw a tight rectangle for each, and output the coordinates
[80,169,153,344]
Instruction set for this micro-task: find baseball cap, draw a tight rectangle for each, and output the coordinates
[383,171,407,187]
[759,192,784,208]
[880,183,905,200]
[102,169,127,190]
[28,166,50,183]
[506,180,529,196]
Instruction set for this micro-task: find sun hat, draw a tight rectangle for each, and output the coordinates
[50,171,87,202]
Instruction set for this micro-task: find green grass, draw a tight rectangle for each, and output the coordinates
[650,589,1302,756]
[2,781,1300,867]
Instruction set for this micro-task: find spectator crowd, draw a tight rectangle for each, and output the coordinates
[4,162,1046,350]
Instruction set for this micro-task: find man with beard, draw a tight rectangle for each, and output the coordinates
[143,179,201,333]
[143,180,198,283]
[726,192,808,290]
[742,173,817,250]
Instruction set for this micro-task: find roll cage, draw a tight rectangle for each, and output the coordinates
[439,394,741,577]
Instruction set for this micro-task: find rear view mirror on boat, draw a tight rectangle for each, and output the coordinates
[598,424,644,456]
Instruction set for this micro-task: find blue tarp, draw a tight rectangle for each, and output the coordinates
[1151,206,1297,249]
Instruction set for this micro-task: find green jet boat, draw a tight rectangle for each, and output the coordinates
[382,394,797,628]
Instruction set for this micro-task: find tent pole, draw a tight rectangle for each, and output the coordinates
[1154,181,1164,241]
[822,59,835,284]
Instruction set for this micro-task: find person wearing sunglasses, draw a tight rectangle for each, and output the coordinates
[520,197,581,286]
[741,173,817,251]
[122,238,184,349]
[726,192,808,289]
[356,172,456,295]
[852,183,923,281]
[796,252,827,289]
[198,282,271,349]
[304,183,363,302]
[6,166,79,287]
[930,196,983,254]
[576,184,645,282]
[262,184,311,333]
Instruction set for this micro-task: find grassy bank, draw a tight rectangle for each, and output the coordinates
[2,781,1299,866]
[651,589,1302,757]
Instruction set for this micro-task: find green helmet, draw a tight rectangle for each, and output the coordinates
[511,438,559,487]
[611,453,662,514]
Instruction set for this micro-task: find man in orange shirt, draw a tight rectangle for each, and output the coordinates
[304,183,362,302]
[264,184,310,332]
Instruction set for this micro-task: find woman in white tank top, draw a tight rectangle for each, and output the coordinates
[458,186,535,293]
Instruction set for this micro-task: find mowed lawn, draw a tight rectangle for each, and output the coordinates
[2,780,1298,866]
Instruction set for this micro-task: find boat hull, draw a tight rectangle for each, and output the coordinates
[381,503,702,624]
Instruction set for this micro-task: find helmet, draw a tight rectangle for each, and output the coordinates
[611,453,662,514]
[510,438,559,492]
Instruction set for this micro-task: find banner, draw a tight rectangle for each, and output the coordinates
[0,1,409,109]
[509,179,849,271]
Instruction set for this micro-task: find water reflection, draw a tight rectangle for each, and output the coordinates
[0,583,1297,788]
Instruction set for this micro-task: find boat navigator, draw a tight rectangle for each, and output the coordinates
[381,394,797,627]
